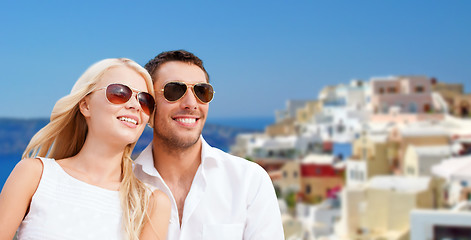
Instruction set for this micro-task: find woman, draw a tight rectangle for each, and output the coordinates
[0,58,170,239]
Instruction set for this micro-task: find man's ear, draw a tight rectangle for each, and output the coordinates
[79,96,91,118]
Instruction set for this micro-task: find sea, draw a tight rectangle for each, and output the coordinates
[0,116,274,189]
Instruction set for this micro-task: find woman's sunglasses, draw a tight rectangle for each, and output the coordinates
[92,83,155,116]
[160,82,215,104]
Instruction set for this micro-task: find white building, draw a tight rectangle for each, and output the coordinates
[276,99,313,123]
[432,155,471,185]
[432,155,471,206]
[230,132,267,158]
[247,132,324,159]
[345,159,368,187]
[410,202,471,240]
[301,80,371,143]
[295,199,342,239]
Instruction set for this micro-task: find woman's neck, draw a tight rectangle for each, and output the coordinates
[68,135,127,186]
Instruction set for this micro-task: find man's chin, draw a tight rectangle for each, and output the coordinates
[154,130,200,149]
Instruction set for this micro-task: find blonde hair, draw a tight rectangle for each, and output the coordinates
[23,58,154,239]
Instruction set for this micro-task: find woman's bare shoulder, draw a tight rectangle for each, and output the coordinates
[149,189,170,208]
[8,158,43,180]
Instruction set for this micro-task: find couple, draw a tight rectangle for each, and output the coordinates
[0,50,284,240]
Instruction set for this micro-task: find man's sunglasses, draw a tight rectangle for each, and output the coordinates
[92,83,155,115]
[160,82,215,104]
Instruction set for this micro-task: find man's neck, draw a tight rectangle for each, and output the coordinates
[151,137,202,184]
[152,137,203,226]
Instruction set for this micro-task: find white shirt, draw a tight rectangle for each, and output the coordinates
[134,137,284,240]
[18,157,122,240]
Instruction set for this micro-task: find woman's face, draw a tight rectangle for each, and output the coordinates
[82,66,151,148]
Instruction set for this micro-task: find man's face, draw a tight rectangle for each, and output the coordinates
[152,61,209,149]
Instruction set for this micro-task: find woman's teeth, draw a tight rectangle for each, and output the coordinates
[118,117,137,125]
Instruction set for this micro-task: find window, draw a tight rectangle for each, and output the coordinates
[306,184,311,194]
[415,86,424,93]
[379,87,385,94]
[315,168,322,175]
[434,226,471,239]
[409,102,417,113]
[337,123,345,133]
[387,87,397,93]
[382,103,388,113]
[283,171,287,178]
[424,104,432,113]
[308,143,314,152]
[293,171,298,178]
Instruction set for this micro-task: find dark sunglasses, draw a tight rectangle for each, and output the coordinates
[160,82,215,104]
[92,83,155,115]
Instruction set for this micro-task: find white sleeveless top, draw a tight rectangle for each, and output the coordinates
[17,157,123,240]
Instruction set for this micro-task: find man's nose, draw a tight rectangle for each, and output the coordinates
[180,88,198,109]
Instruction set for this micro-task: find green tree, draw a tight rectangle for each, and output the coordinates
[284,191,297,209]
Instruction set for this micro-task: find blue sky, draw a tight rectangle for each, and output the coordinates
[1,1,470,120]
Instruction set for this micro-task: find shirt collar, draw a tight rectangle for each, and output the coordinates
[134,135,219,178]
[134,143,161,178]
[200,136,219,169]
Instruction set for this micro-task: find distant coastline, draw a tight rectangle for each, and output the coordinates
[0,116,272,188]
[206,116,275,131]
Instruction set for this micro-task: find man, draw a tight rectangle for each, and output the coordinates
[134,50,284,239]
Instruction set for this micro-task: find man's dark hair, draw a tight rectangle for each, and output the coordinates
[144,49,210,82]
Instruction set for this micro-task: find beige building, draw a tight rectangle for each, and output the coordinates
[296,100,322,124]
[273,160,301,195]
[395,126,450,172]
[403,145,452,177]
[266,117,297,137]
[336,176,444,240]
[450,93,471,117]
[433,82,471,117]
[432,81,463,94]
[349,130,396,178]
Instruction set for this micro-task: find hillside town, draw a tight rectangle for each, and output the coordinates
[230,75,471,240]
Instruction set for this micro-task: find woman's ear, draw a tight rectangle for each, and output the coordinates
[79,96,91,118]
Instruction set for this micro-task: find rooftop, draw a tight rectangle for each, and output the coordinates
[302,154,335,165]
[413,145,453,157]
[432,155,471,181]
[367,175,431,192]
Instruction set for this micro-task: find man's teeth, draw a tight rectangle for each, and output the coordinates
[176,118,196,124]
[118,117,137,125]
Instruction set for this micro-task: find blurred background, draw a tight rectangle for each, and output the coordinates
[1,1,470,239]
